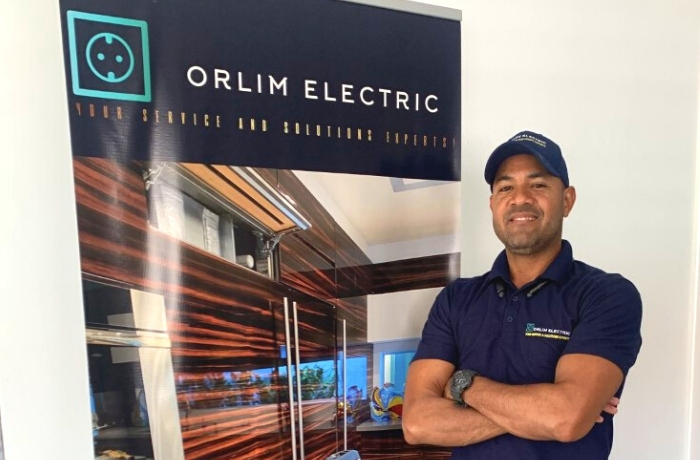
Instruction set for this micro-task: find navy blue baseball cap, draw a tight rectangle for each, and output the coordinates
[484,131,569,188]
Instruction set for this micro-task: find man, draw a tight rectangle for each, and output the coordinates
[402,131,642,459]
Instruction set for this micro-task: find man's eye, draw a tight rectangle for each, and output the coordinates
[532,183,547,189]
[498,186,512,192]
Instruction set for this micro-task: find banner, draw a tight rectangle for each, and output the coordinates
[60,0,461,180]
[59,1,461,459]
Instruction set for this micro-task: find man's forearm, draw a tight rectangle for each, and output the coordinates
[464,376,594,442]
[403,393,506,447]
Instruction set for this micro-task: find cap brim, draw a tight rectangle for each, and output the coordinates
[484,141,558,186]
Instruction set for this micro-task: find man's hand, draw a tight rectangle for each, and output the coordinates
[443,376,453,400]
[596,397,620,423]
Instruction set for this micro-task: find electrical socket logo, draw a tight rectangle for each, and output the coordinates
[67,11,151,102]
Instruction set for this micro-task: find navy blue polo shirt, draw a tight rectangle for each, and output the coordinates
[413,240,642,460]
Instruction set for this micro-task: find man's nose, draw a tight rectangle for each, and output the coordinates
[510,185,534,205]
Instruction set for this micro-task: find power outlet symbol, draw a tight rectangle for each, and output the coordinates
[86,32,135,83]
[67,11,151,102]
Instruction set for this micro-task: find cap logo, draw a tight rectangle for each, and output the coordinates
[510,133,546,148]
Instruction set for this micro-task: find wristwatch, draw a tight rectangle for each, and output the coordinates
[450,369,479,407]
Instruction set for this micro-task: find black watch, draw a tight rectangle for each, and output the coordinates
[450,369,479,407]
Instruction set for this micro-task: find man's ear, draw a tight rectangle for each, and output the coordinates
[489,193,494,212]
[563,186,576,217]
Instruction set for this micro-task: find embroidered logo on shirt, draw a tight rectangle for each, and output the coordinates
[525,323,570,341]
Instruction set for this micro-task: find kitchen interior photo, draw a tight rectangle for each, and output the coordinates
[75,158,460,459]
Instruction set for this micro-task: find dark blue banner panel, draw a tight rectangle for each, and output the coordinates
[59,0,461,180]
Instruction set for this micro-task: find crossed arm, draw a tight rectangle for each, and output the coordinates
[402,353,623,446]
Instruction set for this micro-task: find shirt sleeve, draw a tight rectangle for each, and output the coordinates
[412,282,460,365]
[562,274,643,376]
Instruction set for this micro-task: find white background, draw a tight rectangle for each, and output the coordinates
[416,0,700,458]
[2,0,700,459]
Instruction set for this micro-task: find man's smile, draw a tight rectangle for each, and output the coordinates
[507,212,539,223]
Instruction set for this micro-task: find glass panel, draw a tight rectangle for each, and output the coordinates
[89,344,154,460]
[82,280,136,328]
[380,350,414,392]
[176,368,281,409]
[337,353,368,424]
[337,353,368,401]
[373,338,419,391]
[293,299,338,460]
[296,359,337,401]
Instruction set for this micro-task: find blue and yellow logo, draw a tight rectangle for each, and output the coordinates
[67,11,151,102]
[525,323,570,341]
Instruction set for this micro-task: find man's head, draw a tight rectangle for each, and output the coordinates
[485,131,576,256]
[485,131,568,189]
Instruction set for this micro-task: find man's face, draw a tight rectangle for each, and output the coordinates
[489,154,576,256]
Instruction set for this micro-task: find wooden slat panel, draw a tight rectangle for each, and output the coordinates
[181,163,296,233]
[335,227,371,344]
[279,234,336,300]
[293,294,337,355]
[275,169,337,263]
[167,297,280,372]
[368,253,460,295]
[304,428,339,460]
[336,296,367,344]
[359,430,422,460]
[335,227,372,298]
[179,404,291,460]
[359,429,452,459]
[420,447,453,459]
[74,158,151,283]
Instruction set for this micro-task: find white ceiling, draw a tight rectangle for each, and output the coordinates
[293,170,461,254]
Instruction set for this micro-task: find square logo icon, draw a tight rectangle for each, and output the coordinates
[67,11,151,102]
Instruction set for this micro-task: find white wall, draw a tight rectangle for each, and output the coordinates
[691,132,700,460]
[0,1,94,460]
[3,0,700,459]
[419,0,700,458]
[294,170,371,254]
[367,288,442,342]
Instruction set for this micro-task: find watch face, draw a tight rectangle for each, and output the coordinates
[451,371,469,400]
[451,370,475,404]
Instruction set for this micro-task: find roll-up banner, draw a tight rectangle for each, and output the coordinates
[60,0,460,180]
[59,0,461,458]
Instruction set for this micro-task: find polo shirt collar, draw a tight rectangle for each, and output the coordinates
[486,240,575,286]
